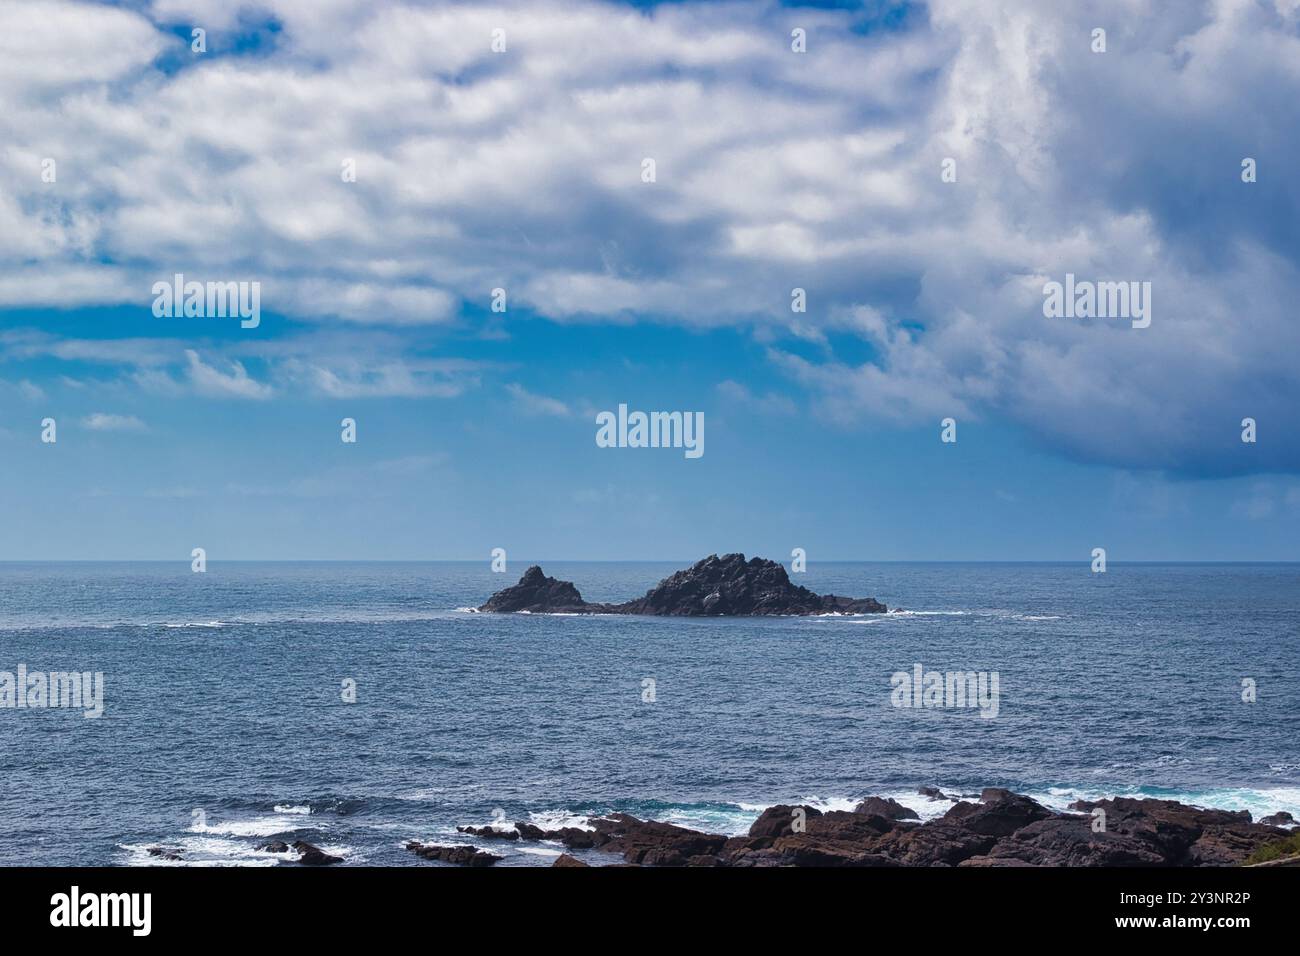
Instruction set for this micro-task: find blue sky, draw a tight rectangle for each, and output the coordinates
[1,0,1298,560]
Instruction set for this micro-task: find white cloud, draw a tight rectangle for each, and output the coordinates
[0,0,164,91]
[716,379,796,416]
[82,412,147,431]
[0,329,483,401]
[280,356,477,398]
[184,349,273,399]
[0,0,1296,473]
[505,382,570,417]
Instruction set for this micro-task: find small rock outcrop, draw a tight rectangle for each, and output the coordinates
[477,566,590,613]
[479,554,886,616]
[292,840,342,866]
[457,825,520,841]
[405,842,502,867]
[854,797,920,821]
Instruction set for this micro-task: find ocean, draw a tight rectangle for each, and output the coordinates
[1,560,1296,866]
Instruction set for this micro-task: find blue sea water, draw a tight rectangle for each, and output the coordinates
[0,560,1296,866]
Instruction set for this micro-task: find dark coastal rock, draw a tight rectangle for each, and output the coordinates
[508,821,605,849]
[588,813,728,866]
[747,804,823,839]
[1260,811,1295,826]
[292,840,342,866]
[964,817,1169,867]
[484,792,1292,867]
[478,554,886,616]
[918,786,954,802]
[514,822,549,841]
[980,787,1017,802]
[854,796,920,821]
[405,841,501,867]
[870,822,997,866]
[767,811,900,866]
[552,854,589,867]
[719,809,899,867]
[477,565,590,613]
[1063,797,1286,866]
[146,846,183,861]
[256,840,291,853]
[457,825,520,841]
[612,553,887,616]
[488,813,722,866]
[552,828,604,849]
[941,791,1051,837]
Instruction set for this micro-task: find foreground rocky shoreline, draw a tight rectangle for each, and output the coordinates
[138,789,1297,867]
[479,553,887,616]
[433,789,1297,867]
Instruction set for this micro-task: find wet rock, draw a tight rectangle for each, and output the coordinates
[146,846,183,861]
[556,828,604,849]
[870,823,997,866]
[256,840,290,853]
[854,796,920,821]
[510,823,604,849]
[941,791,1051,837]
[457,825,520,841]
[491,792,1290,867]
[292,840,342,866]
[738,810,899,867]
[589,814,727,866]
[968,817,1168,867]
[405,842,501,867]
[1064,798,1284,866]
[771,812,899,866]
[747,805,822,839]
[980,787,1017,803]
[552,854,589,867]
[1260,812,1295,826]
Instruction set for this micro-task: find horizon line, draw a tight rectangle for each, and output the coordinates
[1,558,1298,565]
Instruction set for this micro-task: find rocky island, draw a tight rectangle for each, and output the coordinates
[477,553,887,616]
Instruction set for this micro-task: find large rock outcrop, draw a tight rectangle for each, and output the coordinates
[462,790,1291,867]
[478,554,887,616]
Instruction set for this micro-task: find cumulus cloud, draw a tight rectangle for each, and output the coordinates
[0,0,1296,474]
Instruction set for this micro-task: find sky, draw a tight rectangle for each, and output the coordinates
[1,0,1298,561]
